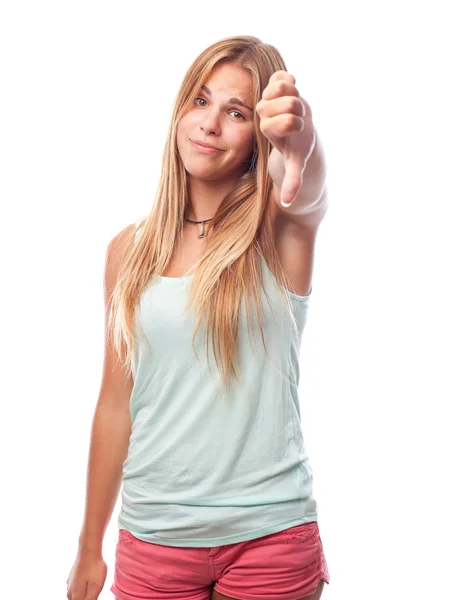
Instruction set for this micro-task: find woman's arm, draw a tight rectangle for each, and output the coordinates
[77,404,131,554]
[76,224,136,555]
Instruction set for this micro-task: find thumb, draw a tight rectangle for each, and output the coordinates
[84,580,102,600]
[280,155,304,208]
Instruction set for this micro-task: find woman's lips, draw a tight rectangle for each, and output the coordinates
[190,140,224,154]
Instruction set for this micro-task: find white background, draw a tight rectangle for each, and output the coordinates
[1,1,468,599]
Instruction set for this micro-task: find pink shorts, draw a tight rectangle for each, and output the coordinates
[110,521,330,600]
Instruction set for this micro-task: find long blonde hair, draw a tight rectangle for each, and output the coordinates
[108,35,300,397]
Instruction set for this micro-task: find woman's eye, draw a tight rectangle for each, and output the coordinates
[194,98,245,120]
[230,110,245,120]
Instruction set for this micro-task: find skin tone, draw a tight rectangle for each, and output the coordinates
[176,62,255,233]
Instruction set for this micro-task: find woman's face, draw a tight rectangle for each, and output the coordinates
[176,62,256,182]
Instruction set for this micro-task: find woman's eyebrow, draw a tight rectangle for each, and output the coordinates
[201,85,253,112]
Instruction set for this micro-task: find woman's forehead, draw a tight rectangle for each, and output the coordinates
[200,65,253,105]
[203,63,253,95]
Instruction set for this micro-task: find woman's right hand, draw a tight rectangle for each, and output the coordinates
[66,550,108,600]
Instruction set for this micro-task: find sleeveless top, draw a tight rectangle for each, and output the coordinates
[117,224,320,547]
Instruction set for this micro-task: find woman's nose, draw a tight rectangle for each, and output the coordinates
[200,108,221,134]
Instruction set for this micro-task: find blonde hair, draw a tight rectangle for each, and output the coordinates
[108,35,300,398]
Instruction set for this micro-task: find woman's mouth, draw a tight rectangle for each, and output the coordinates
[190,140,224,155]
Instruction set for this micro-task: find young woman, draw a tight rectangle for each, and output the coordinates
[67,35,330,600]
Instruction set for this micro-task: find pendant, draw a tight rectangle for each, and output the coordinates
[198,222,205,238]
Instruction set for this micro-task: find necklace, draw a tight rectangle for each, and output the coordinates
[184,216,213,238]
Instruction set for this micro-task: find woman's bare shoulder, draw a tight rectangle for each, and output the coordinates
[109,222,139,252]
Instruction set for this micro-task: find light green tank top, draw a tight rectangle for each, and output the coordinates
[118,224,320,547]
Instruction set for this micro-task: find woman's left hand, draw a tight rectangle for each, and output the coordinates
[256,70,316,207]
